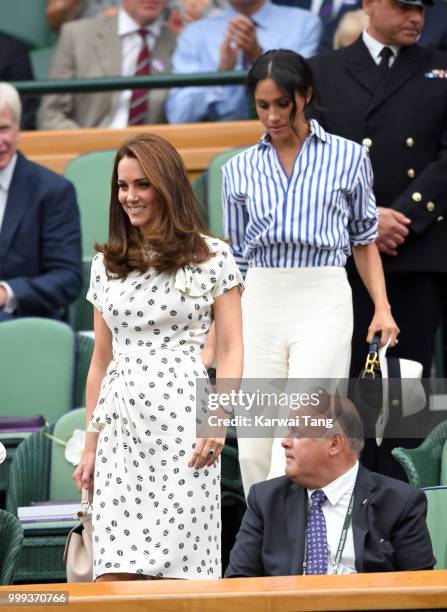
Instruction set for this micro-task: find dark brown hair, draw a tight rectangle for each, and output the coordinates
[247,49,315,128]
[98,133,212,277]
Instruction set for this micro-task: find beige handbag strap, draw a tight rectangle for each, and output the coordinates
[79,487,92,516]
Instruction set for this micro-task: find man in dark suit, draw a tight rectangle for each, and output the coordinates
[0,83,82,321]
[225,396,435,577]
[0,32,36,130]
[309,0,447,477]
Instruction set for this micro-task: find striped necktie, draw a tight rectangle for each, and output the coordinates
[128,29,151,126]
[305,490,328,575]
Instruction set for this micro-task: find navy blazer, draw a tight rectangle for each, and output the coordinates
[225,465,435,576]
[0,152,82,319]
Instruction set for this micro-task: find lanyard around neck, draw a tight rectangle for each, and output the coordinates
[302,490,354,576]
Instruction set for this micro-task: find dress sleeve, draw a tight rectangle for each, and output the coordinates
[211,242,245,299]
[347,149,379,246]
[86,254,104,313]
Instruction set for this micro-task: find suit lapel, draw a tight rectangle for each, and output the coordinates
[89,15,121,124]
[345,38,380,97]
[352,465,376,573]
[0,153,32,271]
[286,483,308,575]
[367,44,423,116]
[94,14,121,77]
[151,24,175,73]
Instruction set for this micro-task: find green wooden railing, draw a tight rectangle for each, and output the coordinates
[11,71,248,95]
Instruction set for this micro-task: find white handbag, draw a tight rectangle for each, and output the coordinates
[64,488,93,582]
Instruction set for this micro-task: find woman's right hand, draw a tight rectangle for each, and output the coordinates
[73,449,96,493]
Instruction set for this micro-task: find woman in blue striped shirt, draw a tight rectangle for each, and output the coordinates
[222,49,399,494]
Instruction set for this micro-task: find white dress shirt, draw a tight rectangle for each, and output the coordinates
[0,154,18,313]
[223,120,378,276]
[307,461,359,574]
[362,30,400,67]
[108,9,163,128]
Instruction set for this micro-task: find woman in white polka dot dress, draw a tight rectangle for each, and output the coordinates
[73,134,243,581]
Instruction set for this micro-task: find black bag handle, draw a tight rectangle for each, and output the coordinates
[361,332,382,379]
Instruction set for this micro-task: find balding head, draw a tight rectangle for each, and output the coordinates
[282,393,364,489]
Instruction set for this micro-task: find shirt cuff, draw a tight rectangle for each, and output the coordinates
[0,281,18,314]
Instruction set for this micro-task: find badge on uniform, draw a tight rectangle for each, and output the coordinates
[425,69,447,79]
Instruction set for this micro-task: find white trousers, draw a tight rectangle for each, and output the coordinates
[239,267,353,496]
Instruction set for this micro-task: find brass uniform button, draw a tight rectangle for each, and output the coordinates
[406,137,414,147]
[362,138,372,148]
[437,216,444,223]
[407,168,415,178]
[426,202,435,212]
[411,192,422,203]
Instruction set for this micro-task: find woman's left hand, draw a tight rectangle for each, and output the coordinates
[188,436,226,470]
[367,307,400,347]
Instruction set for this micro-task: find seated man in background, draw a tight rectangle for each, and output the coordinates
[38,0,176,129]
[0,83,82,321]
[225,394,435,576]
[0,32,37,130]
[166,0,322,123]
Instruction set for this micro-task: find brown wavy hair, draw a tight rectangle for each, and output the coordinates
[98,133,212,277]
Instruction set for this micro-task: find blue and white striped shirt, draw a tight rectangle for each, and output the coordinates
[222,119,378,275]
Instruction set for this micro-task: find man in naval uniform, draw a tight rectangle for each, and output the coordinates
[309,0,447,478]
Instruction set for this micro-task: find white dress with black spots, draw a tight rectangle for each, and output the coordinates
[86,237,243,580]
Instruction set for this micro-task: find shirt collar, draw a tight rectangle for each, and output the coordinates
[308,461,359,507]
[362,30,400,64]
[259,118,329,148]
[118,8,163,39]
[0,154,17,193]
[223,0,273,29]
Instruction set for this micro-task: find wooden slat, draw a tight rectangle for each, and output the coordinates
[1,570,446,611]
[19,122,264,177]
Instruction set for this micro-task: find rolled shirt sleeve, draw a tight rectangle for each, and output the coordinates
[348,149,379,246]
